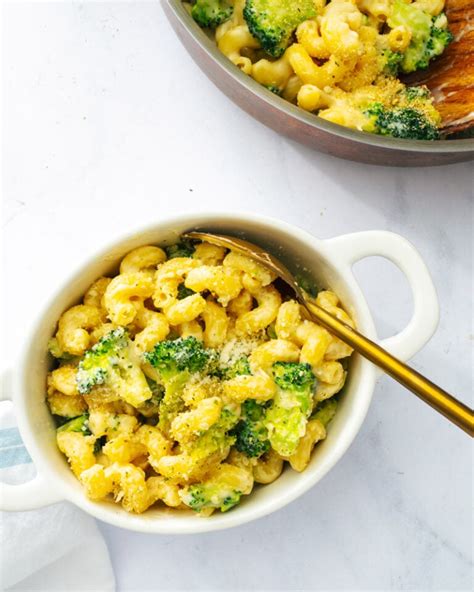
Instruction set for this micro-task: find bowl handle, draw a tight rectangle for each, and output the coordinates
[325,231,439,370]
[0,369,64,511]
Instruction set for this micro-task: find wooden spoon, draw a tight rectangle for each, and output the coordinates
[405,0,474,136]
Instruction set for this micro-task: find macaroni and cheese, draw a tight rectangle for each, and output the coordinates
[187,0,453,140]
[47,238,354,515]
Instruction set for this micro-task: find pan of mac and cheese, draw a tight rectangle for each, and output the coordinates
[162,0,473,165]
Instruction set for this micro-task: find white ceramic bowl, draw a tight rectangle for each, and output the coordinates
[0,213,439,533]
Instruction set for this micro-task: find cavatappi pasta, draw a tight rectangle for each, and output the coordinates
[47,238,354,515]
[186,0,453,140]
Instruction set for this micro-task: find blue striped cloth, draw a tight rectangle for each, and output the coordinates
[0,426,32,469]
[0,407,116,591]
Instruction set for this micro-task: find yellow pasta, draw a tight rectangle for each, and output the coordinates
[80,464,114,499]
[223,251,276,286]
[146,476,182,507]
[164,293,207,325]
[227,289,254,317]
[388,25,412,52]
[48,366,78,396]
[48,392,88,418]
[133,305,170,351]
[104,272,154,326]
[235,284,281,335]
[189,0,450,140]
[275,300,302,341]
[251,52,294,92]
[83,277,112,321]
[297,322,333,368]
[297,19,329,58]
[249,339,300,372]
[185,265,242,306]
[316,371,347,401]
[177,319,204,341]
[104,463,151,514]
[297,84,325,112]
[192,242,227,265]
[56,305,101,356]
[153,257,200,309]
[217,24,260,74]
[288,419,326,472]
[171,396,223,443]
[287,44,350,89]
[88,410,138,438]
[135,425,173,470]
[102,434,146,464]
[57,431,96,477]
[223,371,276,403]
[253,450,284,484]
[119,246,166,275]
[200,299,229,348]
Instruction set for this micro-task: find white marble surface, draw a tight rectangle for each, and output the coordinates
[2,2,473,591]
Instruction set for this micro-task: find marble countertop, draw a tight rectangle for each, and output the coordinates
[3,2,472,590]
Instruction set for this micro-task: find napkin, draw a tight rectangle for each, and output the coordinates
[0,404,116,591]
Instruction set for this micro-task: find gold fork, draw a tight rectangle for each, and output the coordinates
[184,231,473,436]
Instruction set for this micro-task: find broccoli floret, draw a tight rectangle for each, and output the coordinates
[388,1,452,73]
[211,354,252,380]
[180,463,249,512]
[191,407,238,458]
[382,49,403,76]
[76,328,127,393]
[232,399,270,458]
[183,486,208,510]
[230,356,252,377]
[144,336,210,378]
[164,238,195,259]
[144,336,212,431]
[56,414,91,435]
[184,484,241,512]
[177,283,195,300]
[404,85,431,101]
[221,492,242,511]
[365,102,439,140]
[76,328,152,407]
[191,0,233,29]
[223,356,252,379]
[425,18,453,62]
[244,0,317,57]
[265,406,308,457]
[264,362,316,456]
[311,398,337,427]
[233,421,266,456]
[272,361,315,413]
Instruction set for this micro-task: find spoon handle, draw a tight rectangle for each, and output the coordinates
[305,302,474,436]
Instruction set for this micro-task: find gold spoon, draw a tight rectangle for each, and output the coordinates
[184,231,474,437]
